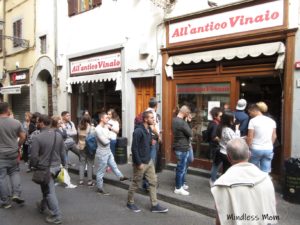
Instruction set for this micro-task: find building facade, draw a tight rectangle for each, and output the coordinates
[0,0,35,121]
[161,0,299,175]
[57,0,165,148]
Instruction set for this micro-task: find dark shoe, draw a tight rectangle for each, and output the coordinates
[36,201,45,214]
[127,203,141,212]
[45,215,62,224]
[1,203,12,209]
[120,176,129,181]
[151,204,168,213]
[12,195,25,204]
[97,188,110,196]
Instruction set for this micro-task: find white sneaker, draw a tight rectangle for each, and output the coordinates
[174,187,189,196]
[183,184,189,190]
[209,179,214,187]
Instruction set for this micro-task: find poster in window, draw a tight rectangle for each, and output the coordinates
[208,101,220,120]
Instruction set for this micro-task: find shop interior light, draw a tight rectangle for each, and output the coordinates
[241,82,246,86]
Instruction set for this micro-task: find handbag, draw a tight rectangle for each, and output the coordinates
[32,132,57,185]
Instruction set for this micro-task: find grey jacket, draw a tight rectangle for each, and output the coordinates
[30,127,66,170]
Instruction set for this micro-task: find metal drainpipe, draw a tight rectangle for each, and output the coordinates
[2,0,6,82]
[53,0,58,114]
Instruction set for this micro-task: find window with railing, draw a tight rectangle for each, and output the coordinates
[13,19,22,47]
[68,0,102,17]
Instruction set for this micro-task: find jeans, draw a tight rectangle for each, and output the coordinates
[128,160,158,206]
[110,139,117,157]
[40,176,62,219]
[175,150,189,189]
[250,149,274,173]
[142,143,158,189]
[210,162,222,182]
[0,159,22,204]
[79,150,94,181]
[96,152,123,189]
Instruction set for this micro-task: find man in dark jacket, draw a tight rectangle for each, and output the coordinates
[31,114,66,224]
[234,99,249,136]
[172,105,192,196]
[127,111,168,213]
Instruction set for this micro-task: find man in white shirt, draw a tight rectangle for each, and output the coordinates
[247,104,277,173]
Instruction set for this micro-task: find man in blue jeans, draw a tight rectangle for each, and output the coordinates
[0,102,26,209]
[172,105,192,196]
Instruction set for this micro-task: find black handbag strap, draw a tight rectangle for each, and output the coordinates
[47,131,57,169]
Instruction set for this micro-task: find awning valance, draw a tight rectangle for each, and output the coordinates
[66,71,122,93]
[165,42,285,78]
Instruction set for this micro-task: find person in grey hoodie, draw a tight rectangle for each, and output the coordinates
[30,114,66,224]
[95,112,128,195]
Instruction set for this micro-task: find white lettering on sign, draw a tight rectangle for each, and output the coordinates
[15,74,26,80]
[169,0,284,44]
[295,61,300,69]
[70,52,121,75]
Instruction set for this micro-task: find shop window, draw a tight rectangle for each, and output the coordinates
[40,35,47,54]
[13,19,22,47]
[177,83,230,160]
[68,0,102,17]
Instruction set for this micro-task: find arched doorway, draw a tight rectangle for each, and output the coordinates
[31,56,55,115]
[36,70,53,115]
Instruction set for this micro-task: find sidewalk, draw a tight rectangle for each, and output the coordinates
[69,161,300,225]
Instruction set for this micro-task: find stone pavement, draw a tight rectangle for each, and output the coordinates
[68,160,300,225]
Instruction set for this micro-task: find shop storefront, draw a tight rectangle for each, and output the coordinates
[67,50,123,126]
[162,0,295,175]
[0,70,30,122]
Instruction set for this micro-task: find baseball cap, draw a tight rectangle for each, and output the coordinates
[236,99,247,110]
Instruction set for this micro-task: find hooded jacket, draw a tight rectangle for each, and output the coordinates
[131,124,152,166]
[211,162,278,225]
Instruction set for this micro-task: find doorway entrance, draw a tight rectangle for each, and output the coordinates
[238,75,283,174]
[133,77,156,115]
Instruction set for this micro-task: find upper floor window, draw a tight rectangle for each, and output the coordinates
[13,19,22,47]
[68,0,102,17]
[40,35,47,54]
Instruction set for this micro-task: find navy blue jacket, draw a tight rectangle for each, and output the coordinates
[234,110,249,136]
[131,124,152,166]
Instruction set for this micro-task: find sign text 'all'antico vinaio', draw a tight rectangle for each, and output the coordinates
[169,0,284,44]
[70,52,121,76]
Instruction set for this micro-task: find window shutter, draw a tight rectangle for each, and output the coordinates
[0,30,2,51]
[13,21,17,47]
[92,0,102,7]
[68,0,78,16]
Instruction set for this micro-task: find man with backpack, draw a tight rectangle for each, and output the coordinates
[95,112,128,195]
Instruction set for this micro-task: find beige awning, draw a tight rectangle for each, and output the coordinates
[165,42,285,78]
[66,71,122,93]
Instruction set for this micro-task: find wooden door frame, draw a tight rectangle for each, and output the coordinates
[166,76,236,170]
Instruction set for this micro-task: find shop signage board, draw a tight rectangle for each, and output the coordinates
[177,83,230,94]
[10,71,29,85]
[70,52,121,76]
[169,0,284,44]
[0,86,21,94]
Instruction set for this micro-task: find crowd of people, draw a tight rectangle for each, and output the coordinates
[1,97,279,224]
[172,100,278,225]
[0,97,169,224]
